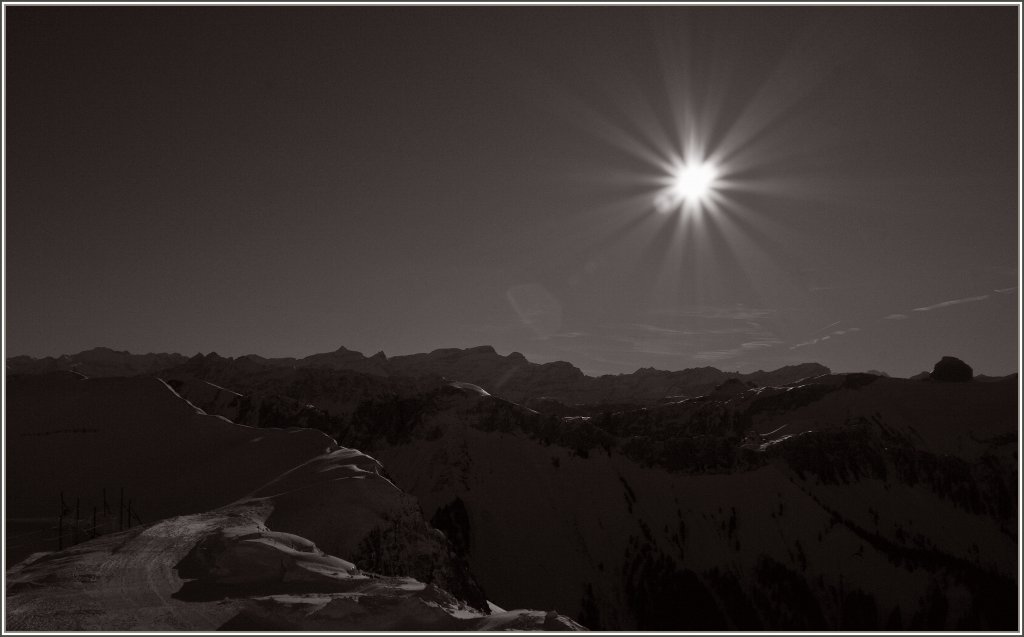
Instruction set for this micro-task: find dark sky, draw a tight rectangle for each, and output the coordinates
[5,5,1019,377]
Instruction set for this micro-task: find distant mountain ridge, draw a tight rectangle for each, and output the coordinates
[6,347,190,378]
[6,345,830,406]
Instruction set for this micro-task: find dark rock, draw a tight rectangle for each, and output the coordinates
[930,356,973,382]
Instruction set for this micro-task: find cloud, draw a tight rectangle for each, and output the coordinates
[692,350,741,362]
[603,322,767,340]
[547,306,788,369]
[628,323,682,335]
[911,295,989,312]
[789,327,860,350]
[881,289,1004,322]
[809,320,842,335]
[695,336,784,361]
[596,313,783,360]
[794,287,1002,352]
[741,339,780,350]
[649,306,776,321]
[597,317,786,363]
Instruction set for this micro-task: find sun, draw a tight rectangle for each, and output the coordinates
[670,161,719,204]
[654,159,722,215]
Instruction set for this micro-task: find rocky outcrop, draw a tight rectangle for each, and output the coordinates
[930,356,973,382]
[249,448,489,611]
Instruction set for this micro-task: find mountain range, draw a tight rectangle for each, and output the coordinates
[5,346,1018,630]
[7,344,831,405]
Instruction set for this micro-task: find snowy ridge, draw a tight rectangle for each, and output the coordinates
[7,505,582,631]
[5,374,583,631]
[157,377,209,416]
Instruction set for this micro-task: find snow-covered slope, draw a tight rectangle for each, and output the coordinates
[6,504,580,631]
[154,361,1017,628]
[4,373,582,631]
[5,372,334,552]
[289,374,1017,630]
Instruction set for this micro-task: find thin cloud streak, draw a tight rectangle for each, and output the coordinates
[628,323,683,335]
[795,288,1006,352]
[694,336,785,361]
[648,306,777,321]
[809,320,842,335]
[692,350,739,362]
[911,295,990,312]
[790,327,861,350]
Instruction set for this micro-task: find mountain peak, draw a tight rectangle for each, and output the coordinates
[79,346,124,355]
[931,355,973,382]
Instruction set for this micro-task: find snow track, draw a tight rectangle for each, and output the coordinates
[6,509,584,631]
[7,513,237,630]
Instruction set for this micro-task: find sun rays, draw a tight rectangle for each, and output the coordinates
[522,13,860,366]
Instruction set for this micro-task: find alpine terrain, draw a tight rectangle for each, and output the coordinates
[5,346,1018,630]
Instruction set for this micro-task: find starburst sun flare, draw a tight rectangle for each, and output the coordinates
[671,160,719,206]
[654,155,724,216]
